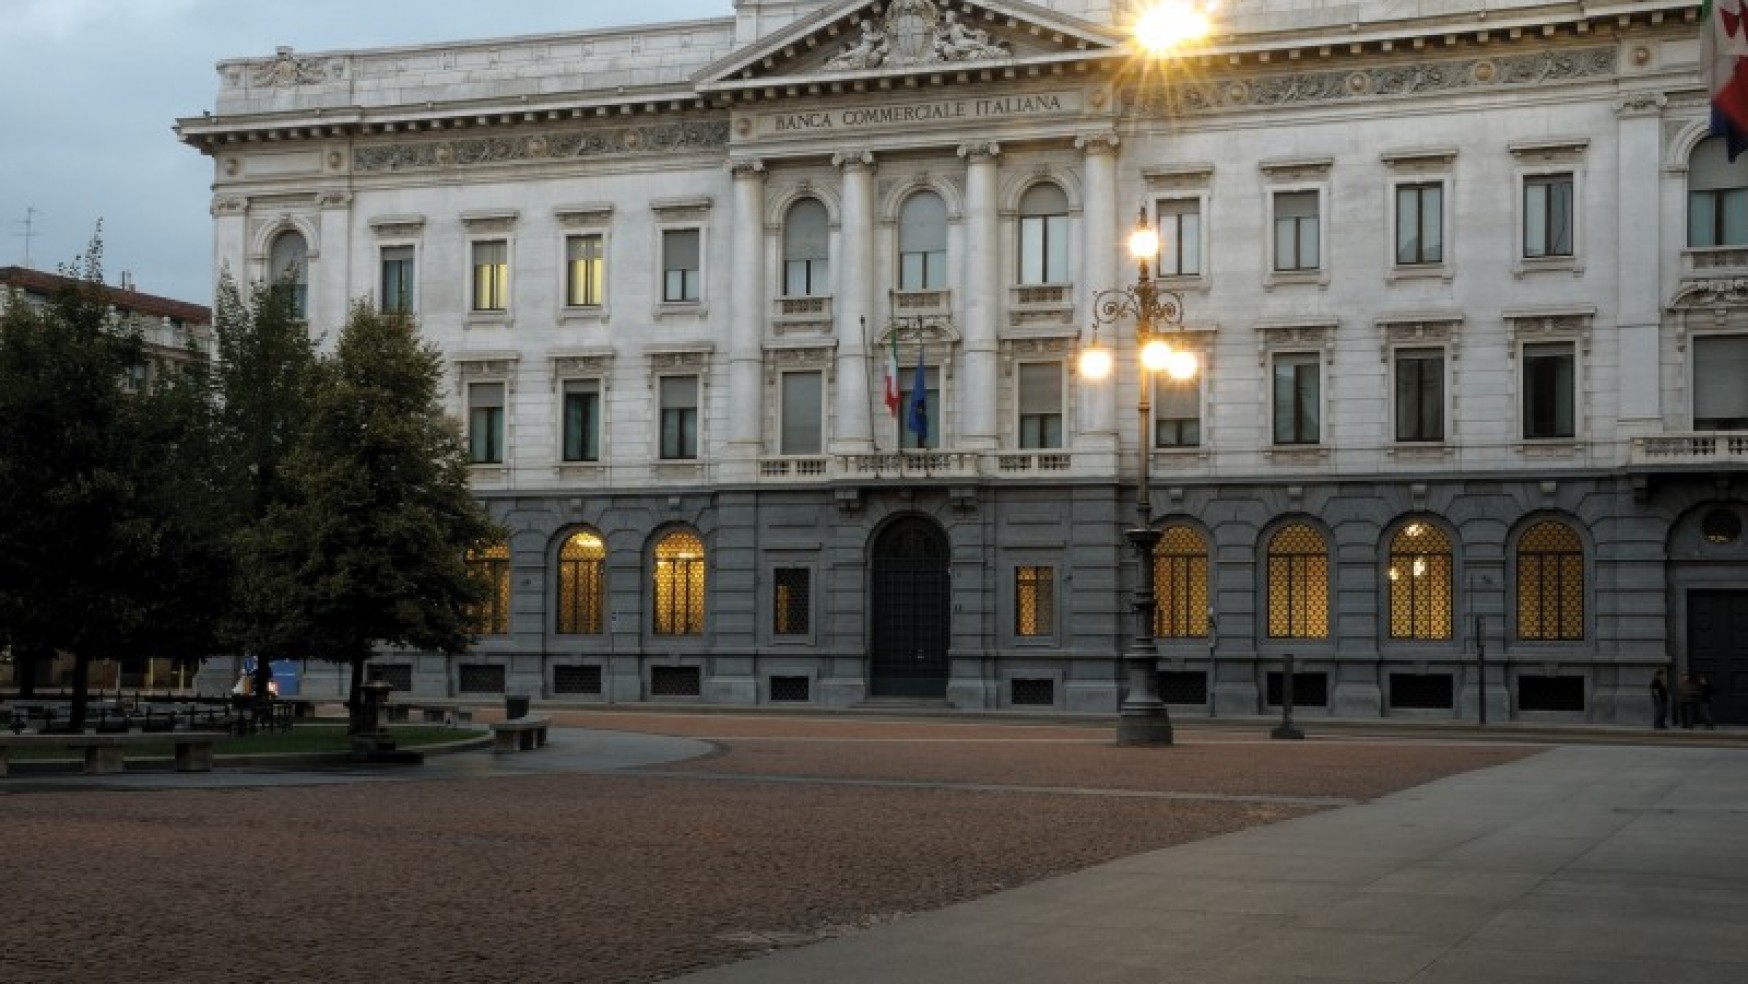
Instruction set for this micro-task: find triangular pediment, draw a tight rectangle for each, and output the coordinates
[696,0,1122,91]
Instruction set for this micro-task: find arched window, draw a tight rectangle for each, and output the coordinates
[1018,182,1070,284]
[1517,520,1584,641]
[1266,523,1329,639]
[898,191,947,290]
[653,529,706,636]
[1387,522,1454,640]
[783,199,830,297]
[556,530,607,635]
[1154,525,1209,638]
[466,540,511,636]
[269,230,309,320]
[1689,137,1748,248]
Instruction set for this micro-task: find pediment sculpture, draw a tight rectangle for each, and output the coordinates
[826,0,1010,72]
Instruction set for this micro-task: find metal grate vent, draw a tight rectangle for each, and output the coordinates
[1389,673,1454,710]
[1159,671,1208,705]
[650,665,702,697]
[553,664,603,695]
[769,675,810,703]
[368,663,414,692]
[1517,674,1585,712]
[1010,677,1055,706]
[458,663,506,694]
[1265,671,1329,707]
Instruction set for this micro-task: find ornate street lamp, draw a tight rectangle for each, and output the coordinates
[1080,208,1200,746]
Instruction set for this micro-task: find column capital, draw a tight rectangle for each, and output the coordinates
[727,157,767,180]
[956,141,1002,163]
[832,149,877,172]
[1075,130,1121,156]
[1614,90,1666,118]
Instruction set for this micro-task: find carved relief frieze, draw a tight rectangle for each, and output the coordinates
[248,47,340,87]
[1378,318,1461,361]
[552,354,613,378]
[646,348,713,373]
[1504,309,1594,355]
[1257,322,1337,365]
[353,120,731,174]
[823,0,1010,72]
[1124,46,1617,118]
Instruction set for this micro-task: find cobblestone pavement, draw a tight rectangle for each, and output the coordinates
[1,713,1539,984]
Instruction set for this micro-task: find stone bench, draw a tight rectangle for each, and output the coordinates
[0,732,229,777]
[490,716,550,752]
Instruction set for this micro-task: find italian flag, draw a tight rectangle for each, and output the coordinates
[883,331,901,416]
[1707,1,1748,156]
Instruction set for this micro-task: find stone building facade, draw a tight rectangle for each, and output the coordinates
[179,0,1747,725]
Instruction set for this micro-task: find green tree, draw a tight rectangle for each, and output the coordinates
[247,304,501,732]
[0,239,226,728]
[211,272,323,714]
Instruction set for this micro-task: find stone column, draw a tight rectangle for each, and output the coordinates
[958,142,1002,451]
[726,158,768,474]
[1615,92,1666,427]
[833,151,877,454]
[1076,131,1121,458]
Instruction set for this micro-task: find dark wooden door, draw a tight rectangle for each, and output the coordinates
[870,518,951,698]
[1688,590,1748,725]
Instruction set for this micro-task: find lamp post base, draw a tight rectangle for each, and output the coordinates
[1117,710,1174,746]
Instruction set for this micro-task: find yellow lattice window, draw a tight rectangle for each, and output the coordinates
[653,530,706,636]
[1015,566,1055,637]
[556,530,606,635]
[1154,526,1210,638]
[1387,522,1454,640]
[1517,520,1584,641]
[466,540,511,636]
[1267,523,1329,639]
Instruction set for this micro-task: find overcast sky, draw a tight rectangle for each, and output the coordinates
[0,0,731,306]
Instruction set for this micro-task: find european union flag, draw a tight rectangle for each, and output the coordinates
[907,352,928,447]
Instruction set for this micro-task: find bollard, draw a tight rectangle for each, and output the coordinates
[1271,653,1305,740]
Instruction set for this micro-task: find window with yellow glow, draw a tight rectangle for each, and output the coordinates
[556,530,606,635]
[1387,522,1453,640]
[1517,520,1584,641]
[467,540,511,636]
[1266,523,1329,639]
[1154,525,1209,638]
[653,530,706,636]
[1015,566,1055,637]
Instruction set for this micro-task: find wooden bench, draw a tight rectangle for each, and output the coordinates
[0,732,228,777]
[490,716,550,752]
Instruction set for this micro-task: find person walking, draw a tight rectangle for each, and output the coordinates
[1678,673,1701,730]
[1650,669,1669,730]
[1697,675,1717,730]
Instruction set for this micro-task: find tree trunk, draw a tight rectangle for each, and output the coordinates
[15,643,43,698]
[252,655,274,733]
[69,651,92,732]
[347,657,366,735]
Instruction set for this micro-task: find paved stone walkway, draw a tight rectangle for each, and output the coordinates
[668,743,1748,984]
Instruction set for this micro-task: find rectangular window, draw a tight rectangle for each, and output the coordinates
[1271,352,1321,445]
[380,246,415,314]
[784,257,829,297]
[1394,348,1445,443]
[471,240,508,312]
[780,371,823,455]
[1273,191,1320,272]
[1019,214,1069,284]
[900,250,947,290]
[1154,373,1201,448]
[1689,188,1748,248]
[566,234,605,307]
[662,229,701,302]
[1158,198,1202,276]
[659,375,699,459]
[1522,342,1576,440]
[899,366,940,450]
[1395,183,1444,265]
[1015,566,1056,637]
[773,567,810,636]
[1693,335,1748,430]
[561,379,600,462]
[1523,174,1574,258]
[468,382,505,464]
[1017,362,1063,449]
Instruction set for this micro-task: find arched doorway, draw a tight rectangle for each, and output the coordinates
[870,517,951,698]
